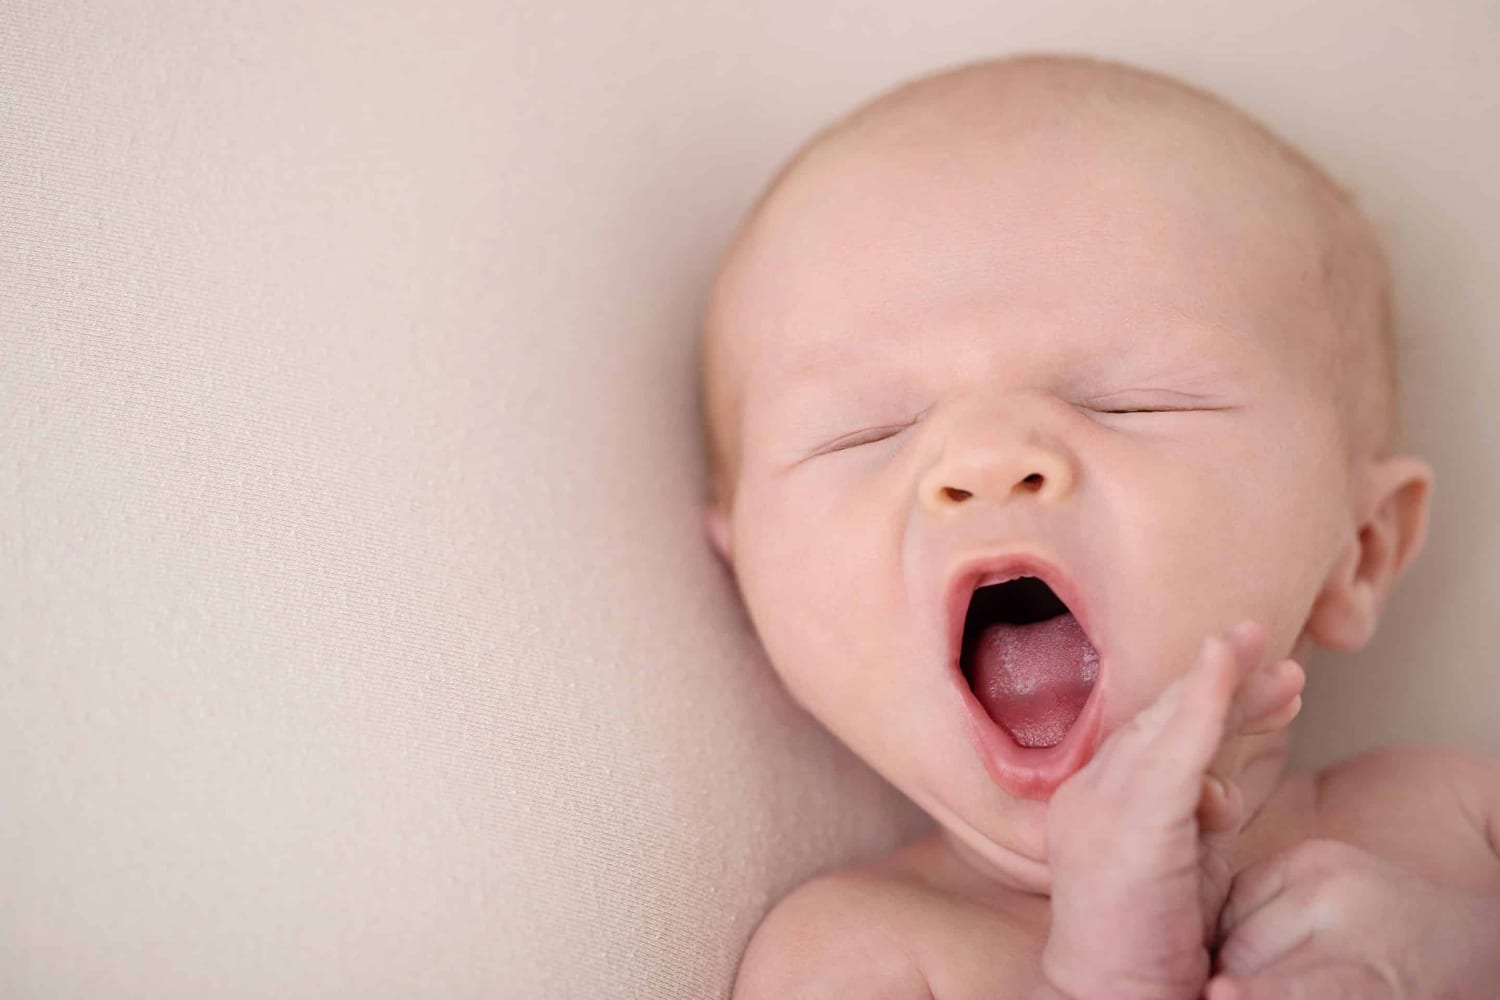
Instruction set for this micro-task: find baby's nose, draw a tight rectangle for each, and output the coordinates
[918,431,1075,514]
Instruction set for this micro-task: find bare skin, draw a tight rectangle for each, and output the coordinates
[814,746,1500,999]
[732,647,1500,998]
[703,55,1500,998]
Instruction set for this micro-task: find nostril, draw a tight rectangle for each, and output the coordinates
[937,474,1047,504]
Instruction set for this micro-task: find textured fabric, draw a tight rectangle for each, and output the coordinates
[2,1,1496,997]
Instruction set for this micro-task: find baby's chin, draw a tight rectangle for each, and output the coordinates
[919,680,1114,892]
[919,797,1058,897]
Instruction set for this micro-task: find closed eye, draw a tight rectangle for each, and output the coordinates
[819,426,905,454]
[803,400,1226,464]
[807,405,933,460]
[1092,401,1206,413]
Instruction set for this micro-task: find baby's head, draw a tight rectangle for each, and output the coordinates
[697,54,1433,890]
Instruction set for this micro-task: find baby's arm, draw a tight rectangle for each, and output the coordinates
[1210,746,1500,998]
[1040,621,1302,999]
[1458,743,1500,865]
[729,868,1095,1000]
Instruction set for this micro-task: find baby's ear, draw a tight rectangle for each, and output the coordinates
[704,500,733,566]
[1304,455,1434,653]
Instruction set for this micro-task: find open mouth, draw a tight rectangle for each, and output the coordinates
[959,575,1101,750]
[942,552,1109,800]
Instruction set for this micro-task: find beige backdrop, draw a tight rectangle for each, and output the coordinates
[3,1,1496,997]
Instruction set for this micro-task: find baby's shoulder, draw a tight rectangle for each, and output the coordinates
[731,866,934,999]
[1310,741,1500,892]
[731,846,1046,1000]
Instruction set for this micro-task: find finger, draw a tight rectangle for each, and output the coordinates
[1208,960,1392,1000]
[1215,933,1330,985]
[1219,620,1272,735]
[1091,623,1261,804]
[1201,624,1285,797]
[1126,626,1263,819]
[1217,852,1293,943]
[1159,630,1248,771]
[1239,690,1303,736]
[1234,659,1305,735]
[1214,879,1319,977]
[1084,642,1211,791]
[1091,634,1235,811]
[1195,771,1244,835]
[1148,621,1264,745]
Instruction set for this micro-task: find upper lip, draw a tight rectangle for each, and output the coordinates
[942,548,1101,678]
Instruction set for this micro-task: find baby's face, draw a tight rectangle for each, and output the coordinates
[705,110,1364,889]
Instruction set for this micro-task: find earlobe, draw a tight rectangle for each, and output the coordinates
[1304,533,1380,653]
[705,502,733,565]
[1303,455,1434,654]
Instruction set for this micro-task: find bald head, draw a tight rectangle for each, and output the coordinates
[701,53,1400,510]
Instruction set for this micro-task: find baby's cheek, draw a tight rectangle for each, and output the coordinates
[730,502,837,669]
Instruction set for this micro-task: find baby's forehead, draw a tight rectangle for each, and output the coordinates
[705,57,1396,468]
[727,125,1335,382]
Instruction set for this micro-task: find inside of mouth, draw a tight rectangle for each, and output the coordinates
[960,577,1099,749]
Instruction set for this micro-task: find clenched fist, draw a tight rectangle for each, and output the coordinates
[1208,837,1500,998]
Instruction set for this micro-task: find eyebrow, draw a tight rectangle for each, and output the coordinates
[780,336,888,382]
[776,327,945,397]
[772,352,924,417]
[771,307,1262,402]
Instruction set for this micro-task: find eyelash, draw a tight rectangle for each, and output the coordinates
[820,407,1193,455]
[824,427,905,453]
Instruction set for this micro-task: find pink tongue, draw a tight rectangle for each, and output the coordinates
[968,612,1099,748]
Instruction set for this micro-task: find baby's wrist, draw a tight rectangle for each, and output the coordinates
[1038,936,1205,1000]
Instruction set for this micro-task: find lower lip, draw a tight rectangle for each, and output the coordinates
[951,641,1107,801]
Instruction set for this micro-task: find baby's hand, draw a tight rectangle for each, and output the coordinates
[1209,838,1500,998]
[1038,620,1305,1000]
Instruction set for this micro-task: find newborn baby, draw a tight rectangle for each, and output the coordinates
[698,54,1500,998]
